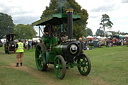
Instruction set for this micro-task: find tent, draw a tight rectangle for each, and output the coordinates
[87,36,94,39]
[119,35,126,39]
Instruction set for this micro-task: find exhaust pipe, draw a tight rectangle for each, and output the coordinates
[67,9,73,39]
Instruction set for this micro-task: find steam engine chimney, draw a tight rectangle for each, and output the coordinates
[67,9,73,39]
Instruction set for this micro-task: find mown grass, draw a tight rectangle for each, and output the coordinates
[0,68,42,85]
[0,46,128,85]
[86,46,128,85]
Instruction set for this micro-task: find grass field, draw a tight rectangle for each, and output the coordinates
[0,46,128,85]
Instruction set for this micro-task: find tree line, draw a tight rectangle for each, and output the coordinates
[0,0,115,39]
[0,13,37,39]
[0,13,113,40]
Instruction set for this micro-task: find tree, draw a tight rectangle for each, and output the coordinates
[0,13,14,39]
[96,28,104,36]
[99,14,113,36]
[14,24,37,39]
[120,32,128,35]
[85,28,93,37]
[41,0,88,39]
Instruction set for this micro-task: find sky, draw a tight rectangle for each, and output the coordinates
[0,0,128,35]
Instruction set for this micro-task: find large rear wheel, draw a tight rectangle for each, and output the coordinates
[54,55,66,79]
[77,54,91,76]
[35,43,48,71]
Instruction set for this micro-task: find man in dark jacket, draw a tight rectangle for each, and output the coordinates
[78,38,84,53]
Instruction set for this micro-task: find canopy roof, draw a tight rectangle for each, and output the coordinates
[119,35,126,39]
[32,13,81,26]
[6,33,16,41]
[6,33,16,37]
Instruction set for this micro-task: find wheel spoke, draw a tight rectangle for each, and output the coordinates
[86,66,88,70]
[86,63,88,66]
[83,67,85,72]
[37,58,41,61]
[36,47,42,54]
[58,69,61,74]
[58,64,63,69]
[58,58,60,64]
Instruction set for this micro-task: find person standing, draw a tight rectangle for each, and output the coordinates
[32,40,35,49]
[78,37,84,53]
[126,37,128,47]
[25,40,28,50]
[15,39,25,67]
[106,39,109,47]
[111,39,113,46]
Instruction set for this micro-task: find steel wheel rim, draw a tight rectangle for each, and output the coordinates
[54,57,63,78]
[35,45,43,70]
[77,55,89,75]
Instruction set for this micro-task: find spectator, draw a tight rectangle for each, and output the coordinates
[126,37,128,47]
[30,41,32,48]
[111,39,113,47]
[119,39,122,45]
[77,37,84,53]
[121,39,124,46]
[113,39,116,46]
[15,39,25,67]
[32,40,35,48]
[84,41,88,50]
[25,40,28,50]
[35,41,38,48]
[28,41,30,50]
[97,41,101,48]
[106,39,109,47]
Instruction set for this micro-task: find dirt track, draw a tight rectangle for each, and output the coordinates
[0,62,63,85]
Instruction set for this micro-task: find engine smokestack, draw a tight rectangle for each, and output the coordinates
[67,9,73,39]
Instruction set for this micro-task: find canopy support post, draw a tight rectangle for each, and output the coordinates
[39,26,40,38]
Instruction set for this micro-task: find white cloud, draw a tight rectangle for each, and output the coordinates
[76,0,128,34]
[0,0,50,24]
[0,0,128,35]
[122,0,128,3]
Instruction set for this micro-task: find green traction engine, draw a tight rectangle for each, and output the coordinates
[32,9,91,79]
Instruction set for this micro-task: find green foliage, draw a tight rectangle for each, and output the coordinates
[100,14,113,31]
[108,31,128,36]
[84,28,93,37]
[0,13,14,39]
[108,31,118,36]
[120,32,128,35]
[14,24,37,39]
[41,0,88,39]
[96,28,104,36]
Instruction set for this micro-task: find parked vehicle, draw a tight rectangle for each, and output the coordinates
[4,34,16,54]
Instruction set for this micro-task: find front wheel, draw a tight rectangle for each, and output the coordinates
[77,54,91,76]
[54,55,66,79]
